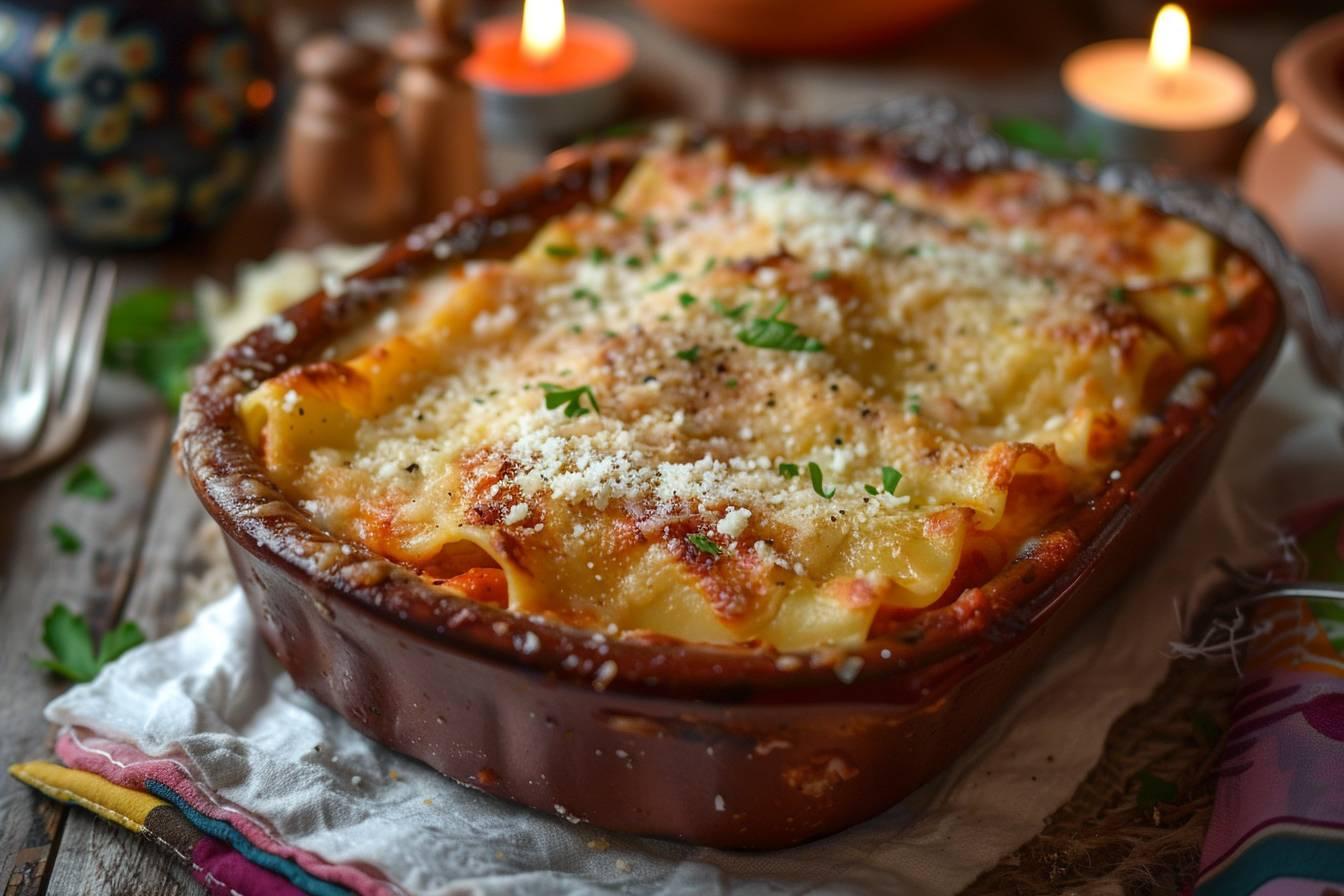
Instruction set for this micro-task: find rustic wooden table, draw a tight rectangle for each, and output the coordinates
[0,2,1333,893]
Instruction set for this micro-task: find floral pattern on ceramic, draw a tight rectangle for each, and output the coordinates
[48,160,177,245]
[42,8,162,155]
[183,36,250,144]
[0,0,277,247]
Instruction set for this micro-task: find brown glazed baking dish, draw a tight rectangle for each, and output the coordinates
[177,104,1309,850]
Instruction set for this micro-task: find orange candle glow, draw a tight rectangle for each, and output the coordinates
[1062,4,1253,132]
[464,0,634,95]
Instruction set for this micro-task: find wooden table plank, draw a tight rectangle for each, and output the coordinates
[0,379,172,896]
[44,816,199,896]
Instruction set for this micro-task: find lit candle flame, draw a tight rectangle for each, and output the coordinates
[1148,4,1190,77]
[521,0,565,66]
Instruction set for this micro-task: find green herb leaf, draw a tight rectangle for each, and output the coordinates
[64,463,113,501]
[811,269,835,281]
[991,117,1101,161]
[572,287,601,308]
[864,484,879,495]
[624,255,644,269]
[702,256,717,274]
[544,244,578,258]
[1109,286,1128,303]
[686,533,722,557]
[97,620,147,666]
[589,246,612,263]
[103,288,208,409]
[712,299,750,320]
[907,395,922,416]
[778,462,799,479]
[737,302,824,353]
[881,466,903,494]
[1135,770,1178,810]
[724,377,738,389]
[807,462,835,499]
[539,383,600,418]
[901,246,921,258]
[647,272,680,292]
[1176,283,1198,296]
[33,604,145,683]
[50,523,81,554]
[675,345,700,363]
[677,291,697,308]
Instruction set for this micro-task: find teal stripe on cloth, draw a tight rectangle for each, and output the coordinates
[145,779,355,896]
[1196,830,1344,896]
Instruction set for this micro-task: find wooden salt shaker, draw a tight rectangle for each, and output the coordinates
[284,35,410,246]
[393,0,486,221]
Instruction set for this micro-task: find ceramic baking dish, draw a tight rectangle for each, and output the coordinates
[177,109,1306,849]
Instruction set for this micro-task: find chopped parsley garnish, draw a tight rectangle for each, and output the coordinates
[712,299,750,320]
[725,377,738,388]
[675,345,700,362]
[606,207,628,222]
[50,523,82,554]
[811,269,834,281]
[879,190,897,203]
[778,462,799,479]
[539,383,600,418]
[677,291,696,308]
[807,462,835,499]
[589,246,612,263]
[624,255,644,269]
[881,466,903,493]
[572,287,601,308]
[544,244,578,259]
[1108,286,1127,303]
[737,301,824,353]
[907,395,922,416]
[703,256,717,274]
[33,603,145,683]
[864,485,879,495]
[901,245,921,258]
[712,184,728,199]
[65,463,113,501]
[647,272,680,291]
[1176,283,1198,296]
[685,533,722,556]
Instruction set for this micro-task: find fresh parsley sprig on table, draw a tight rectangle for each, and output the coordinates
[102,287,208,409]
[34,604,145,683]
[65,463,114,501]
[540,383,601,418]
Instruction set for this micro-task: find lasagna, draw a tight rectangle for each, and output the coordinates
[239,140,1266,651]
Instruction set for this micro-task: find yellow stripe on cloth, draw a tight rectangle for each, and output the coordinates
[8,761,166,833]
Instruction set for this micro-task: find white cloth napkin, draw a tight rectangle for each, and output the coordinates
[46,340,1339,896]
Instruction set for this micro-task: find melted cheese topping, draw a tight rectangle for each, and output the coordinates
[241,142,1241,650]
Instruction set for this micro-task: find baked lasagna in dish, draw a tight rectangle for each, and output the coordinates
[239,139,1270,652]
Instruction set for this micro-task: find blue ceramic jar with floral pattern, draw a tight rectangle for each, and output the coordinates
[0,1,277,247]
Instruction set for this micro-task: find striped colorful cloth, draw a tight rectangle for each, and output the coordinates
[1196,499,1344,895]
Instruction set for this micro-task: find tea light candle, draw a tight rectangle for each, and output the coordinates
[464,0,634,143]
[1062,4,1255,168]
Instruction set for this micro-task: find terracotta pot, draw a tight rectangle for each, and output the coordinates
[634,0,972,56]
[1240,13,1344,310]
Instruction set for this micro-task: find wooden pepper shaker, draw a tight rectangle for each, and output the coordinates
[284,35,410,246]
[393,0,486,222]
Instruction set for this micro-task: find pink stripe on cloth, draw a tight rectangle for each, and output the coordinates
[192,837,310,896]
[56,728,396,896]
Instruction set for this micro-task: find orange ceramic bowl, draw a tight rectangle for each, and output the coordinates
[634,0,973,56]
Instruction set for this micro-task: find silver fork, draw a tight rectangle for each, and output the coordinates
[0,258,117,478]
